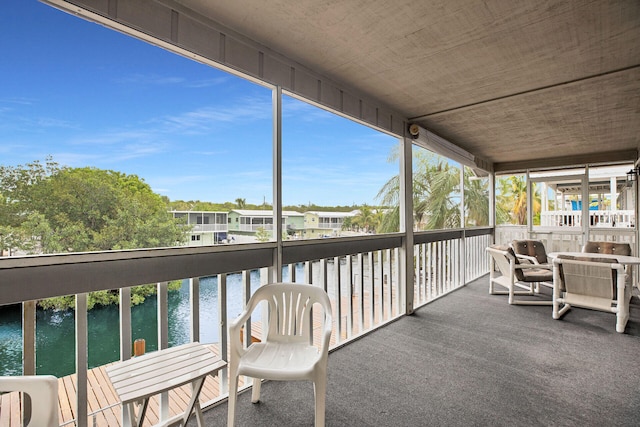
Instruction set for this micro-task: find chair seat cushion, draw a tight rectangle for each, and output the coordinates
[238,342,321,380]
[520,268,553,282]
[506,247,552,282]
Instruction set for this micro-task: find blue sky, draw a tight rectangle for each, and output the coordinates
[1,0,399,206]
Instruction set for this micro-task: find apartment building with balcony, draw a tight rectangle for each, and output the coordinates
[171,210,229,245]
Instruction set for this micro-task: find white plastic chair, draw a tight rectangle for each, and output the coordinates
[0,375,59,426]
[227,283,333,427]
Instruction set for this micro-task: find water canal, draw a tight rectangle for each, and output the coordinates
[0,270,266,377]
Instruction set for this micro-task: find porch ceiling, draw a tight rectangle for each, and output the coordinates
[173,0,640,171]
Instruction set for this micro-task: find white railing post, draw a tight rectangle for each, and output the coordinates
[334,256,342,343]
[76,292,88,427]
[218,274,228,394]
[157,281,169,421]
[119,287,132,361]
[190,277,200,342]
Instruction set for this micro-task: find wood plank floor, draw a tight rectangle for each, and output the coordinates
[0,286,405,427]
[1,357,226,427]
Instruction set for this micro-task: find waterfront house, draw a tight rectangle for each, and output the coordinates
[303,210,357,239]
[1,1,639,426]
[227,209,305,238]
[171,210,229,245]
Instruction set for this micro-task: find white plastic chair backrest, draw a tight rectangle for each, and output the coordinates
[0,375,59,427]
[250,283,331,345]
[556,259,621,300]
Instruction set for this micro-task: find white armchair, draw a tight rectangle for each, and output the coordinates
[486,245,553,305]
[0,375,59,427]
[227,283,333,427]
[552,257,630,333]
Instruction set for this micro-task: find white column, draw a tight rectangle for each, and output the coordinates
[610,177,618,227]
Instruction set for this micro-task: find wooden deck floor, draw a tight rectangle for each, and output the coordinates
[1,287,404,427]
[1,352,226,427]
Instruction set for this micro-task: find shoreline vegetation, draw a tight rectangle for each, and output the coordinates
[1,153,492,311]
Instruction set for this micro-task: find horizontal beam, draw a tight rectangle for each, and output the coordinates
[0,244,275,305]
[282,234,403,264]
[494,150,638,173]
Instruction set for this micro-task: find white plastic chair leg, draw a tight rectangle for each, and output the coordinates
[251,378,261,403]
[227,369,239,427]
[313,378,326,427]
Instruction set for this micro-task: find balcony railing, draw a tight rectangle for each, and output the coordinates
[317,223,343,229]
[190,224,228,232]
[539,209,635,228]
[238,224,274,231]
[495,224,636,253]
[0,228,490,427]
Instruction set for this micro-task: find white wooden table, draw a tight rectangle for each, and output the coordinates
[105,342,226,427]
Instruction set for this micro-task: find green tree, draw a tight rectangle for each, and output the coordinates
[24,167,186,252]
[255,227,270,242]
[0,159,188,309]
[352,205,379,233]
[377,150,463,231]
[463,167,490,227]
[235,198,246,209]
[497,175,525,225]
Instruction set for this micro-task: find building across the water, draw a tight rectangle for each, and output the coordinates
[303,211,358,239]
[171,209,359,245]
[227,209,305,239]
[171,211,229,245]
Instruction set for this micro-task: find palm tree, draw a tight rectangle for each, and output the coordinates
[352,205,376,233]
[421,160,460,229]
[235,198,246,209]
[377,149,464,231]
[464,167,490,227]
[496,175,527,225]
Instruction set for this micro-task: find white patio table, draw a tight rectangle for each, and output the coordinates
[105,341,226,427]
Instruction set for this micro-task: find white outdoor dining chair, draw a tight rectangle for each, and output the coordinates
[552,257,630,333]
[227,283,333,427]
[486,245,553,305]
[0,375,59,427]
[582,241,632,256]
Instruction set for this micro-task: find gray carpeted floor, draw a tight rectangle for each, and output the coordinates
[191,276,640,426]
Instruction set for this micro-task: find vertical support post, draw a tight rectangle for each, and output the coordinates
[157,281,169,421]
[460,167,466,287]
[21,300,36,425]
[218,274,228,394]
[378,250,384,320]
[22,301,36,375]
[119,287,133,426]
[526,170,533,237]
[334,256,342,343]
[119,287,132,361]
[582,166,590,246]
[304,260,314,339]
[242,270,252,346]
[190,277,200,342]
[273,86,283,282]
[76,293,88,427]
[489,172,495,242]
[367,251,374,327]
[401,135,414,314]
[356,253,364,332]
[345,254,353,339]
